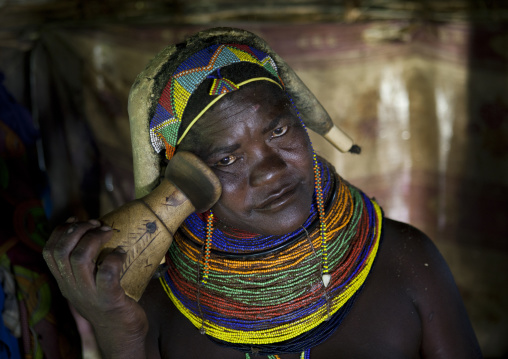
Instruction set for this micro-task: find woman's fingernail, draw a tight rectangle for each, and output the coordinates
[115,246,127,254]
[66,217,76,223]
[100,225,112,232]
[88,219,101,226]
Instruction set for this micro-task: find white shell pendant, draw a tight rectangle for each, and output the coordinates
[322,273,331,288]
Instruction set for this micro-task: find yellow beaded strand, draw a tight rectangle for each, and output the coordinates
[201,211,214,284]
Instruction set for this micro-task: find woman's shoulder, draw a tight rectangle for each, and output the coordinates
[379,218,444,276]
[376,218,459,301]
[375,218,482,358]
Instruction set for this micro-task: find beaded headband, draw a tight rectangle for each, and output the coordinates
[149,44,284,160]
[178,76,283,146]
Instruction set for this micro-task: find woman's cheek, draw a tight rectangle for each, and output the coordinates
[216,170,244,195]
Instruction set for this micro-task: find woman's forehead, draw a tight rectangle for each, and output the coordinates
[179,82,295,153]
[196,83,290,133]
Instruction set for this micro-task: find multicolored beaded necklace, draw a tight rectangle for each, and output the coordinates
[160,157,383,357]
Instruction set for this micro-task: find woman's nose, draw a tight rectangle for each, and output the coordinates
[249,146,287,187]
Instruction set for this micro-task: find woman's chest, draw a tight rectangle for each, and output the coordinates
[155,273,422,359]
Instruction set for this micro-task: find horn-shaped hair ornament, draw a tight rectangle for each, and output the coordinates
[128,27,360,198]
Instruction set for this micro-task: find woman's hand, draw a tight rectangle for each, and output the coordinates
[43,218,149,358]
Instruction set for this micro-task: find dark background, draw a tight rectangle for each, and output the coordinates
[0,1,507,357]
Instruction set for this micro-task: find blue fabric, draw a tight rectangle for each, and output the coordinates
[0,285,21,359]
[0,73,39,147]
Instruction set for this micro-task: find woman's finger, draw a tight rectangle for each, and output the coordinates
[95,247,128,306]
[70,225,114,292]
[43,219,101,290]
[43,217,78,279]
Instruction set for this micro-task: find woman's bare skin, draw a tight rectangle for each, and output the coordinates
[43,82,482,358]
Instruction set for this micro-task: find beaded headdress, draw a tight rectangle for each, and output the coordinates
[149,44,285,160]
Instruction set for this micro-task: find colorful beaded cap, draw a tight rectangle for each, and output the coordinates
[149,43,282,160]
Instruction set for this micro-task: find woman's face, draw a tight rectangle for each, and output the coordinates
[178,82,315,236]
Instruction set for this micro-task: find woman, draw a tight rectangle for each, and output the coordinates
[43,28,482,358]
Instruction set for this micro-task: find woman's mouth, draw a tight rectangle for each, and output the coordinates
[256,184,298,211]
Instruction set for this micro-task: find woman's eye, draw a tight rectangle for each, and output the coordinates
[272,125,289,138]
[216,155,237,166]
